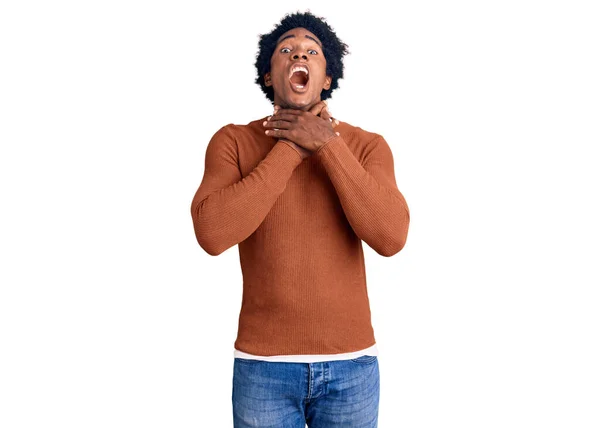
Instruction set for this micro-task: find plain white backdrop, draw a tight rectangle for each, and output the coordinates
[1,1,599,427]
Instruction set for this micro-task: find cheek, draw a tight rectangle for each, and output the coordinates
[311,73,327,86]
[312,63,327,83]
[272,65,287,82]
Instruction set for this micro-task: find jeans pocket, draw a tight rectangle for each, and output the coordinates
[349,354,377,364]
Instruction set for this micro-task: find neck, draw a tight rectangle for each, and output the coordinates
[274,98,319,112]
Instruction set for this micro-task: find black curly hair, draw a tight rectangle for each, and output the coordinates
[254,10,350,104]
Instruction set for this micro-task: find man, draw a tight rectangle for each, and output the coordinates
[190,11,410,427]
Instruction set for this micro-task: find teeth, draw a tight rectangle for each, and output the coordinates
[289,65,309,78]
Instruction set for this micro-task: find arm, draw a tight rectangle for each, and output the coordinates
[190,124,303,256]
[314,134,410,257]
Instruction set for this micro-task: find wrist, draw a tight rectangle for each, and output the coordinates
[316,132,340,153]
[279,139,308,159]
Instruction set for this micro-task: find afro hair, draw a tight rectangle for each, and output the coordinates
[254,10,350,104]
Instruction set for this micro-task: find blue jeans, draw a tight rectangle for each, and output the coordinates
[232,355,380,427]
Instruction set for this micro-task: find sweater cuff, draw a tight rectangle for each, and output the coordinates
[315,134,344,156]
[277,140,304,160]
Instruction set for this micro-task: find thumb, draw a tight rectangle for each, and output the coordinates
[317,103,339,129]
[309,100,328,116]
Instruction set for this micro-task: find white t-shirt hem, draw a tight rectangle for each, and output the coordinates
[233,343,379,363]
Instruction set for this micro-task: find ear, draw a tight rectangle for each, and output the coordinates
[323,75,332,91]
[264,72,272,87]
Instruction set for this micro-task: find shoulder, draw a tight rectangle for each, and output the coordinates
[223,115,270,142]
[336,119,383,144]
[228,115,270,131]
[333,120,398,166]
[204,123,239,157]
[207,122,236,140]
[335,119,387,158]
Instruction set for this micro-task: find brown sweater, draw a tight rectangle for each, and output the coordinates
[190,115,410,356]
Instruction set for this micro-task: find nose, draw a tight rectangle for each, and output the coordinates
[292,52,308,60]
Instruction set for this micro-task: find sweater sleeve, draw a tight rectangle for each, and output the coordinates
[191,124,303,256]
[314,133,410,257]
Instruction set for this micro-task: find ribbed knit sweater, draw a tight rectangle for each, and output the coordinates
[190,114,410,356]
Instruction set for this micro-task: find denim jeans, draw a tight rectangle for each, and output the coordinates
[232,355,379,427]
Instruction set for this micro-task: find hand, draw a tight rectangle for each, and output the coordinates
[267,101,340,159]
[264,102,340,159]
[314,101,340,129]
[270,101,339,128]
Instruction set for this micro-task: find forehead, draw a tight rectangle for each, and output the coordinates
[276,28,322,48]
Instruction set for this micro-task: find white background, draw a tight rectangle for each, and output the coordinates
[1,1,599,427]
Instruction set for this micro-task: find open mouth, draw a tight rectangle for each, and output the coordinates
[288,65,310,92]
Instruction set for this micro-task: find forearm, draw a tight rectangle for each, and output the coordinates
[315,135,410,256]
[191,141,303,255]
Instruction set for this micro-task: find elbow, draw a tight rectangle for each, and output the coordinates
[192,223,229,256]
[376,235,407,257]
[196,236,226,256]
[375,211,410,257]
[192,223,228,256]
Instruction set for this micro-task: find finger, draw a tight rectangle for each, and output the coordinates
[266,112,300,125]
[321,108,335,128]
[318,106,340,129]
[328,111,340,127]
[319,106,336,128]
[263,119,293,129]
[273,108,302,116]
[322,106,340,126]
[273,106,331,124]
[264,128,292,139]
[308,101,327,116]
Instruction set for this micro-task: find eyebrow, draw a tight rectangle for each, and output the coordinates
[276,34,323,49]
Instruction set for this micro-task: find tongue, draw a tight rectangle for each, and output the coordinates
[290,71,308,86]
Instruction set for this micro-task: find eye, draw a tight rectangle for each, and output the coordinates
[280,47,319,55]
